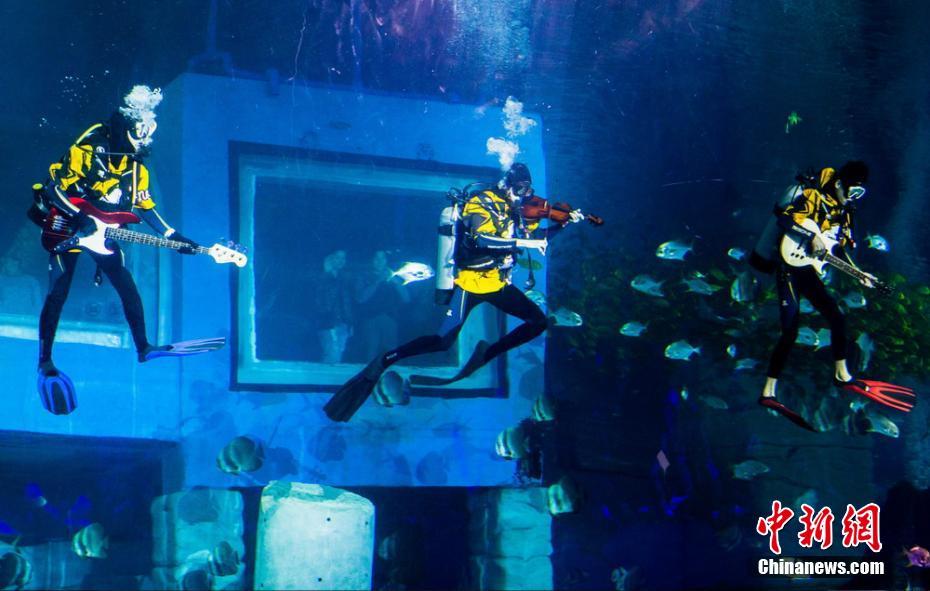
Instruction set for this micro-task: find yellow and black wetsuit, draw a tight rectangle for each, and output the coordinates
[378,189,547,375]
[767,167,851,379]
[37,117,187,365]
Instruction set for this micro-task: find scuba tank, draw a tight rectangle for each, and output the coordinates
[749,171,817,274]
[434,182,494,305]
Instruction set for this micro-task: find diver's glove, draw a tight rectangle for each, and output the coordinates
[568,210,585,224]
[516,237,548,256]
[169,231,199,255]
[435,288,454,306]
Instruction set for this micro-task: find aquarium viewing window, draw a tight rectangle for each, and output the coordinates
[231,143,506,394]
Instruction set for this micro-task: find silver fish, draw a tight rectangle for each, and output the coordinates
[799,299,814,314]
[842,291,867,309]
[865,234,889,251]
[734,358,759,371]
[630,275,665,297]
[679,386,689,401]
[373,371,410,407]
[664,340,700,361]
[795,327,820,347]
[391,262,435,285]
[619,321,648,337]
[701,396,729,410]
[731,460,770,480]
[865,413,899,439]
[550,307,583,327]
[730,272,758,303]
[525,289,547,307]
[726,344,738,358]
[656,240,693,261]
[856,332,874,372]
[727,247,746,261]
[815,329,831,350]
[72,523,109,559]
[682,278,721,295]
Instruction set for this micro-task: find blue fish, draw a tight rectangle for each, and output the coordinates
[656,240,693,261]
[842,291,867,309]
[795,327,819,347]
[856,332,874,372]
[630,274,665,297]
[726,344,738,358]
[734,358,759,371]
[664,340,700,361]
[549,307,583,327]
[682,278,721,295]
[800,298,814,314]
[731,460,769,480]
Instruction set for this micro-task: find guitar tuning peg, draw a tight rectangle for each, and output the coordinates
[227,240,236,248]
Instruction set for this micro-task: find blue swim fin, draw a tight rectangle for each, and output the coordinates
[139,337,226,362]
[37,363,78,415]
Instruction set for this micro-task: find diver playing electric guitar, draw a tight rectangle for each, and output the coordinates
[779,217,891,295]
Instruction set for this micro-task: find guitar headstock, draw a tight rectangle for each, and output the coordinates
[208,242,248,268]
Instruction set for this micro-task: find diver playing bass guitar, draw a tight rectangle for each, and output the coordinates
[42,197,248,267]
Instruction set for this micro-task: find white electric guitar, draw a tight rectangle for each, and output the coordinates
[779,218,890,294]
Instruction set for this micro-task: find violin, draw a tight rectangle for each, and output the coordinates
[520,196,604,226]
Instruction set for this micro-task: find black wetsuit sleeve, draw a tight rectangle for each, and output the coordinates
[137,207,175,236]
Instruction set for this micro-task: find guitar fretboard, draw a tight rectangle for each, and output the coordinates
[105,227,209,255]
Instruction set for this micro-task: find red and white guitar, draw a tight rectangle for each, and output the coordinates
[41,197,248,267]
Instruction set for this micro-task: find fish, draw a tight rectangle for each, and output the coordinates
[726,344,738,358]
[842,291,867,309]
[795,327,820,347]
[799,299,814,314]
[0,550,31,589]
[208,541,240,577]
[682,278,721,295]
[619,321,648,337]
[727,247,747,261]
[610,566,641,591]
[524,290,547,307]
[815,329,831,350]
[531,395,556,422]
[495,425,529,459]
[72,522,108,559]
[905,546,930,568]
[391,262,435,285]
[793,489,818,510]
[864,234,889,252]
[216,436,265,474]
[630,275,665,297]
[856,332,875,372]
[679,386,689,401]
[373,371,410,407]
[516,258,543,271]
[656,240,693,261]
[734,358,760,371]
[547,477,581,515]
[865,413,899,439]
[821,268,834,285]
[730,272,758,303]
[550,308,583,327]
[664,340,700,361]
[24,483,47,508]
[656,451,671,473]
[731,460,770,480]
[785,111,802,133]
[701,396,729,410]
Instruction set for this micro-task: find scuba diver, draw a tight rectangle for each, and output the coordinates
[29,85,224,415]
[324,162,584,422]
[751,161,914,430]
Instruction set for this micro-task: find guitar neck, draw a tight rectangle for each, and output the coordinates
[105,227,208,255]
[823,252,871,284]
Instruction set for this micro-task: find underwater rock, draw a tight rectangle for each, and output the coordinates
[255,481,374,591]
[216,436,265,474]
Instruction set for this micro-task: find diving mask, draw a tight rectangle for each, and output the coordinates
[128,120,157,152]
[846,185,866,201]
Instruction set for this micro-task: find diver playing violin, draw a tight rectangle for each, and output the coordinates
[324,163,598,422]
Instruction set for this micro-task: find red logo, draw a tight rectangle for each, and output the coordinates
[757,501,881,555]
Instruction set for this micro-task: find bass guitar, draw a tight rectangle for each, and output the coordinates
[779,217,891,295]
[41,197,248,267]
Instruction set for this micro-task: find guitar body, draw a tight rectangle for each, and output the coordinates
[779,217,838,274]
[41,198,140,254]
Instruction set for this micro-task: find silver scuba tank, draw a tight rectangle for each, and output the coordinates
[435,204,459,301]
[750,184,804,273]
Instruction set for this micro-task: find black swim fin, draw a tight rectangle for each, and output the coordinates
[835,378,915,413]
[759,396,816,432]
[139,337,226,362]
[324,357,386,422]
[408,340,491,387]
[37,362,78,415]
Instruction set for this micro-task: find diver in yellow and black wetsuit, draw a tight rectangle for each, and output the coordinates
[758,161,915,429]
[324,163,584,422]
[31,86,204,413]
